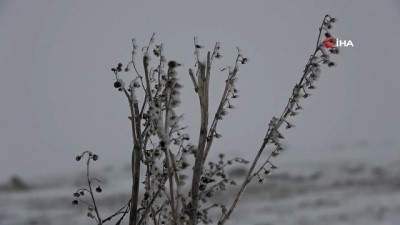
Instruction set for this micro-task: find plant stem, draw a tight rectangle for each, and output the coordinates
[87,158,102,225]
[190,61,209,225]
[129,100,142,225]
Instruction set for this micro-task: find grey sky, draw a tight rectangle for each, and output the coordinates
[0,0,399,182]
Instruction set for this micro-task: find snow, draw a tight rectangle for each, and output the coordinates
[1,160,400,225]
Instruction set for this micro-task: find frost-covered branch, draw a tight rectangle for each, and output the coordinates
[218,14,338,225]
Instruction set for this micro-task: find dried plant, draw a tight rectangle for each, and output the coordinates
[72,15,339,225]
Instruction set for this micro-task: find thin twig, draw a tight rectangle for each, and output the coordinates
[101,199,131,223]
[86,157,102,224]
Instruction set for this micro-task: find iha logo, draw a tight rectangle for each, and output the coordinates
[323,37,354,48]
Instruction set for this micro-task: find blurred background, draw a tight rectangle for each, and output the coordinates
[0,0,399,224]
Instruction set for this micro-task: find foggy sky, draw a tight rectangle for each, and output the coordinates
[0,0,399,182]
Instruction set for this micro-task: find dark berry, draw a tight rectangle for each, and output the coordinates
[96,186,102,193]
[92,154,98,161]
[114,81,122,88]
[328,62,336,67]
[167,61,180,68]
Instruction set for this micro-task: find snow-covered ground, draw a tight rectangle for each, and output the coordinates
[1,159,400,225]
